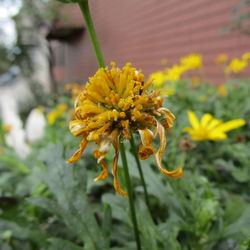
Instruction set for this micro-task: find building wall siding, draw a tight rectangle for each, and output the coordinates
[53,0,250,84]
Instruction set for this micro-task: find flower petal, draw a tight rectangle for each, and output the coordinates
[206,118,222,130]
[94,160,109,181]
[69,120,86,136]
[67,138,88,163]
[200,113,213,127]
[155,121,183,178]
[188,111,200,129]
[138,129,155,160]
[215,119,246,133]
[112,140,127,196]
[138,144,155,160]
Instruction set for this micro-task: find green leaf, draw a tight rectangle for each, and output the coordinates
[232,168,249,183]
[48,238,83,250]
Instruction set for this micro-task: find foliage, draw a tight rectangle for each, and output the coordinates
[1,76,250,249]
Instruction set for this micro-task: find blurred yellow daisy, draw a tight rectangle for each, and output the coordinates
[180,53,202,70]
[47,104,67,125]
[215,54,228,65]
[226,58,248,73]
[183,111,246,141]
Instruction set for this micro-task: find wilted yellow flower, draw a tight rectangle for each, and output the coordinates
[183,111,246,141]
[47,104,67,125]
[226,58,248,73]
[180,53,202,70]
[217,84,227,97]
[68,62,183,196]
[242,52,250,61]
[215,54,228,65]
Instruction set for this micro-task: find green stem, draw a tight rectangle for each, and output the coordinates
[120,141,142,250]
[130,133,153,218]
[78,0,106,68]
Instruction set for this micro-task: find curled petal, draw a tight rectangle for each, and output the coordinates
[138,129,155,160]
[94,160,109,181]
[138,129,154,145]
[155,121,183,178]
[69,120,86,136]
[67,138,88,163]
[138,144,155,160]
[112,141,127,196]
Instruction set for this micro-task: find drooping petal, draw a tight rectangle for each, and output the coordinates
[138,129,155,160]
[215,119,246,133]
[94,159,109,181]
[155,121,183,178]
[67,138,88,163]
[112,140,127,196]
[138,144,155,160]
[188,111,200,129]
[69,120,86,136]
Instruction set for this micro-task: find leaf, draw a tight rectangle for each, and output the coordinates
[48,238,83,250]
[232,168,249,183]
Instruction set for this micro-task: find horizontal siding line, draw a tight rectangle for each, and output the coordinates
[117,37,248,55]
[119,5,234,37]
[115,44,249,60]
[106,0,233,32]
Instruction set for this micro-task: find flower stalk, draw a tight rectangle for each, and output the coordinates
[130,133,153,218]
[120,141,142,250]
[78,0,105,68]
[78,1,141,248]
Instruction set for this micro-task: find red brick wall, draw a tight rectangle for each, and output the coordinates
[52,0,250,84]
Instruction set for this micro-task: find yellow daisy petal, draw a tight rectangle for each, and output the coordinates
[188,110,200,129]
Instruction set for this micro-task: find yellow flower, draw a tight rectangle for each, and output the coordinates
[47,104,67,125]
[215,54,228,65]
[183,111,246,141]
[217,84,227,97]
[226,58,248,73]
[198,95,207,103]
[242,52,250,61]
[165,64,187,81]
[191,76,201,86]
[65,83,84,100]
[3,124,12,133]
[149,71,167,87]
[68,62,183,196]
[160,59,168,65]
[180,53,202,70]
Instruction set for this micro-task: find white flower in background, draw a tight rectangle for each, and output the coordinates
[0,96,30,158]
[25,107,46,143]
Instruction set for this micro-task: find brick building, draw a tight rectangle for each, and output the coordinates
[49,0,250,84]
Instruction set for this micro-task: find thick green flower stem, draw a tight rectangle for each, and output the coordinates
[130,134,153,218]
[78,0,106,68]
[120,142,142,250]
